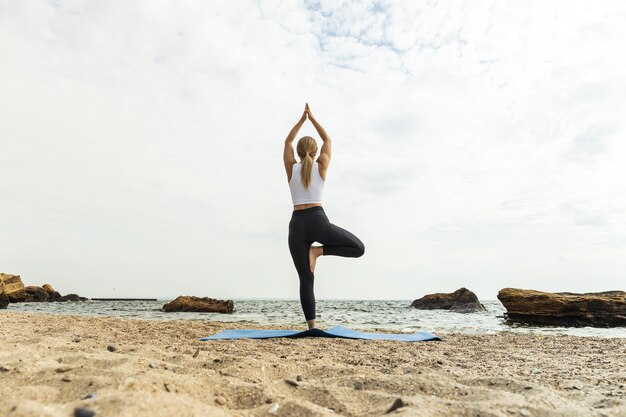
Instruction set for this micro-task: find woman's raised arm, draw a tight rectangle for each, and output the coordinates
[306,104,332,165]
[283,104,308,178]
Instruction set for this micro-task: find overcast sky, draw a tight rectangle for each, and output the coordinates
[1,0,625,300]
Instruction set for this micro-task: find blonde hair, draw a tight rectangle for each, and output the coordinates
[296,136,318,190]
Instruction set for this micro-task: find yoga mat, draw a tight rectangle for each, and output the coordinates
[200,325,441,342]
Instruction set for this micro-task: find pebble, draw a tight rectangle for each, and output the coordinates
[284,379,299,387]
[215,396,227,405]
[106,345,117,352]
[148,363,158,369]
[56,366,72,373]
[386,398,406,414]
[354,381,364,390]
[265,398,273,404]
[0,365,11,372]
[82,393,96,400]
[62,376,72,382]
[268,404,280,414]
[74,407,95,417]
[296,375,303,382]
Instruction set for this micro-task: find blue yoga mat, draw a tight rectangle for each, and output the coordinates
[200,325,441,342]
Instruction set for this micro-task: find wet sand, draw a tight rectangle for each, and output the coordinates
[0,311,624,417]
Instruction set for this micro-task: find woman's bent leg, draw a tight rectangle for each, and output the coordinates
[316,220,365,258]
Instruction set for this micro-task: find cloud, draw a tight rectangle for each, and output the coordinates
[1,0,625,300]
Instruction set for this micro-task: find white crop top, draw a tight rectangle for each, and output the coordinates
[289,162,325,205]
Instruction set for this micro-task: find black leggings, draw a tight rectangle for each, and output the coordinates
[288,206,365,321]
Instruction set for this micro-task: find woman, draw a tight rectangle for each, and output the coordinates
[283,103,365,329]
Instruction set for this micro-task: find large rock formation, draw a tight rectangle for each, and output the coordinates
[163,296,234,313]
[0,273,26,302]
[497,288,626,327]
[411,287,486,313]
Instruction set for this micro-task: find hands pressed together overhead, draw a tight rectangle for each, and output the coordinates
[300,102,315,123]
[286,102,327,144]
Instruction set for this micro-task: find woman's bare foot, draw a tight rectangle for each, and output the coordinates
[309,245,324,273]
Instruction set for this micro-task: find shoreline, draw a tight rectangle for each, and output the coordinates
[1,311,624,417]
[5,301,626,340]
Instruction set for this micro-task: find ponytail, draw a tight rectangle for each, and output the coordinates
[296,136,318,191]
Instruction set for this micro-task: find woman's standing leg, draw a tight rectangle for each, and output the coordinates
[288,218,317,328]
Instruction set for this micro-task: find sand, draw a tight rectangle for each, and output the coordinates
[0,312,624,417]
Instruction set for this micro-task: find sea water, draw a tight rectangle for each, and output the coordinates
[5,299,625,338]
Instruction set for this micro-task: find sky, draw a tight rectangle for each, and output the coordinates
[1,0,625,301]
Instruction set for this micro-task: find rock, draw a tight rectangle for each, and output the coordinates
[497,288,626,327]
[107,345,117,352]
[24,286,50,302]
[411,288,486,313]
[162,296,234,313]
[74,407,95,417]
[49,291,63,301]
[215,396,227,405]
[0,273,26,302]
[59,293,87,302]
[284,378,299,387]
[41,284,63,301]
[296,375,303,382]
[42,283,56,294]
[386,398,406,413]
[354,381,364,390]
[0,292,8,309]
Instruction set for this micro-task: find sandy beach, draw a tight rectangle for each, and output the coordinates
[0,312,624,417]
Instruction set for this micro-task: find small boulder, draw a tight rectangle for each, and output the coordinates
[498,288,626,327]
[411,288,486,313]
[42,284,56,294]
[42,284,63,301]
[24,286,50,302]
[163,296,234,313]
[49,291,63,301]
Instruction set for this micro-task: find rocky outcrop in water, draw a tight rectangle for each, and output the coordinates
[0,273,87,305]
[497,288,626,327]
[411,288,486,313]
[163,296,234,313]
[0,273,27,302]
